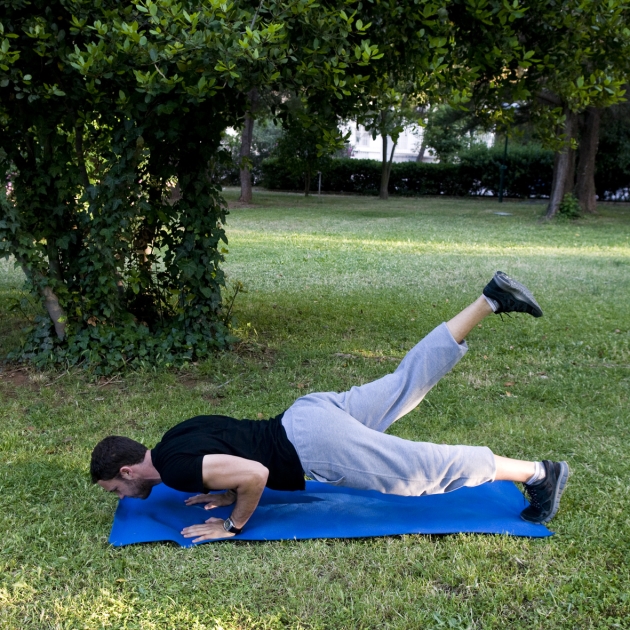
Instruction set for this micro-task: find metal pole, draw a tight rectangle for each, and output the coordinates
[498,134,508,203]
[318,171,322,196]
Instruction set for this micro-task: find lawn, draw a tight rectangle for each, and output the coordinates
[1,191,629,629]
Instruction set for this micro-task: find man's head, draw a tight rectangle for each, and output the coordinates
[91,436,158,499]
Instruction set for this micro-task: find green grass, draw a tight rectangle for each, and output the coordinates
[1,192,629,629]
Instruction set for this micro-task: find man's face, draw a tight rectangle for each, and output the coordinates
[98,475,155,500]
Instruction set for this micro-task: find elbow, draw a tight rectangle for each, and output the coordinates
[255,464,269,488]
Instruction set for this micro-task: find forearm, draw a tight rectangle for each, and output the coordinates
[229,481,266,529]
[222,490,237,506]
[184,456,269,542]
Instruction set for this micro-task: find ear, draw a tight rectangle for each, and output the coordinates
[119,465,134,479]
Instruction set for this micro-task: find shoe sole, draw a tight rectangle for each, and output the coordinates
[494,271,543,317]
[542,460,569,523]
[521,461,570,524]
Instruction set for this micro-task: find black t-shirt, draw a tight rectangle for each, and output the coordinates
[151,414,305,493]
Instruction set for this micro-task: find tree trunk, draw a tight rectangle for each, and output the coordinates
[416,140,426,163]
[379,134,398,199]
[377,134,393,200]
[43,286,67,340]
[238,88,258,203]
[45,242,67,340]
[565,140,577,197]
[17,254,67,341]
[545,109,578,219]
[47,240,63,283]
[575,107,601,213]
[379,132,389,199]
[388,139,397,183]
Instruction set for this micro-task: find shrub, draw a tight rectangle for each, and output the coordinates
[262,145,555,198]
[557,193,581,219]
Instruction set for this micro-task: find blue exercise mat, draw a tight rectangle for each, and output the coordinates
[109,481,552,547]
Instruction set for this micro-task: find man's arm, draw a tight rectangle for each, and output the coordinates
[181,454,268,543]
[184,489,237,508]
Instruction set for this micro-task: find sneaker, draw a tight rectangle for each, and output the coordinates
[520,460,569,523]
[483,271,543,317]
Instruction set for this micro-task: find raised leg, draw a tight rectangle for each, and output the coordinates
[446,296,493,344]
[304,322,467,433]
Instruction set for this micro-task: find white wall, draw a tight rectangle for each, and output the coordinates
[342,123,494,163]
[342,124,435,163]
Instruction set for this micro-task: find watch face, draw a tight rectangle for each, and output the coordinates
[223,518,231,532]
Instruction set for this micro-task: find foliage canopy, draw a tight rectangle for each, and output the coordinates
[3,0,629,370]
[0,0,379,372]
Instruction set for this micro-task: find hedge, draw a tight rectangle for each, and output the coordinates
[261,145,555,198]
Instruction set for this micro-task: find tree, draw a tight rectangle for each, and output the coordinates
[355,84,423,199]
[345,0,539,200]
[421,104,487,162]
[271,118,335,195]
[460,0,630,217]
[238,88,260,204]
[0,0,381,371]
[237,89,287,202]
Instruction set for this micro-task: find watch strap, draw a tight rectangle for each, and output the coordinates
[223,517,242,534]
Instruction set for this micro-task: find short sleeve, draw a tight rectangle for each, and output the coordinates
[154,453,205,493]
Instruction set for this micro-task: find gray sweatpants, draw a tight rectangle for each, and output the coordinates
[282,323,496,496]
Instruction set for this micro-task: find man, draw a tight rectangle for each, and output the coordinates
[91,271,569,543]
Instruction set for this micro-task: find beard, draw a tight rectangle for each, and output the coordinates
[125,477,156,500]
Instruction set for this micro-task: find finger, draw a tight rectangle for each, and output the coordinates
[203,504,217,510]
[182,531,211,538]
[205,517,222,523]
[182,525,209,536]
[182,523,223,537]
[184,495,209,505]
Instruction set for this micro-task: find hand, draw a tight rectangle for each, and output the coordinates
[181,517,234,543]
[184,490,236,510]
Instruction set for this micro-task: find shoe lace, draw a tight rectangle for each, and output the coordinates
[524,483,544,509]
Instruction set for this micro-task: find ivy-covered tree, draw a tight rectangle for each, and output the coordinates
[0,0,380,372]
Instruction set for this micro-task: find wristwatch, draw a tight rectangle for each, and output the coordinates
[223,517,242,534]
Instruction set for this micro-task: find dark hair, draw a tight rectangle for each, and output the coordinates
[90,436,147,483]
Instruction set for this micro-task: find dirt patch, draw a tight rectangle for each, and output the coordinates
[0,369,32,387]
[233,340,278,364]
[0,368,41,398]
[177,372,208,388]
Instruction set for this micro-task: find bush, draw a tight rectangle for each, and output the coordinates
[262,145,556,198]
[557,193,581,219]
